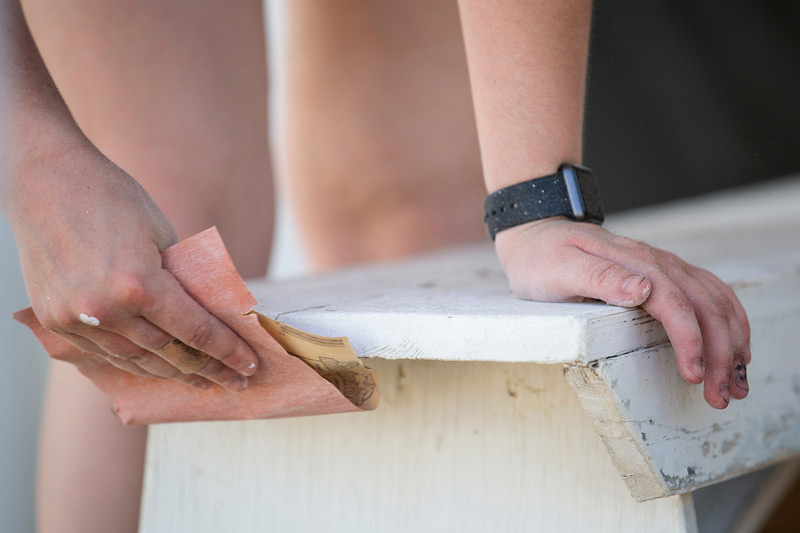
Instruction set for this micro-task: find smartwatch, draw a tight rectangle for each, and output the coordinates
[483,163,605,241]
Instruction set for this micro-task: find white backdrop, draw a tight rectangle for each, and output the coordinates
[0,217,50,533]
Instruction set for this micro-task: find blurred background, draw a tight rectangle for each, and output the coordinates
[2,1,799,531]
[584,1,800,213]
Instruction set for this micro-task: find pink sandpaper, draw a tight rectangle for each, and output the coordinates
[13,227,360,425]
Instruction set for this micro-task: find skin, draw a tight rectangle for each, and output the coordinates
[458,0,750,409]
[284,0,487,268]
[0,0,750,530]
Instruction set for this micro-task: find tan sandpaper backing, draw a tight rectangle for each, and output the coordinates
[13,227,379,425]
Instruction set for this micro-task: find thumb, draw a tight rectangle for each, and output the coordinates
[579,255,652,307]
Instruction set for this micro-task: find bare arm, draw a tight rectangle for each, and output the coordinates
[1,0,259,390]
[458,0,750,409]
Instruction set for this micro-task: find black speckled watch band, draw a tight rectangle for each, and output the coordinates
[483,164,604,241]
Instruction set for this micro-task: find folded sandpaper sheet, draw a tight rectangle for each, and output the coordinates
[13,227,379,425]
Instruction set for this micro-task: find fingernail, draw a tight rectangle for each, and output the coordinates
[621,275,646,294]
[227,376,248,392]
[238,361,258,376]
[192,378,211,391]
[719,383,730,406]
[692,358,705,381]
[734,362,749,392]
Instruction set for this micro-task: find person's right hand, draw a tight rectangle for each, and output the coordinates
[5,143,260,392]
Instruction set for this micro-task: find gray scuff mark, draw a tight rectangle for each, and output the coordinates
[702,441,712,457]
[274,304,330,321]
[720,433,742,454]
[660,466,701,491]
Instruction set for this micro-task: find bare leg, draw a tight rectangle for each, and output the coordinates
[22,0,272,531]
[36,363,147,533]
[284,0,485,270]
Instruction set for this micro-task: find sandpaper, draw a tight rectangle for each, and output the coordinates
[13,227,379,425]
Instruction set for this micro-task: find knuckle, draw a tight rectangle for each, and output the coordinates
[685,333,704,356]
[186,320,215,352]
[197,361,235,382]
[39,312,66,331]
[631,243,660,264]
[672,294,697,319]
[716,359,734,378]
[616,236,641,252]
[653,249,683,272]
[108,271,153,308]
[676,332,704,362]
[48,307,82,329]
[661,254,687,274]
[126,353,152,366]
[588,263,623,289]
[721,297,736,316]
[706,298,735,322]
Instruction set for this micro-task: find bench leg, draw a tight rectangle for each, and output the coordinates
[141,360,697,532]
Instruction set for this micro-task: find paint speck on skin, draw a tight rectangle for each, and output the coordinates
[79,313,100,326]
[248,362,256,370]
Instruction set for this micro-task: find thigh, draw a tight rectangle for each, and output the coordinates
[284,0,486,270]
[23,0,273,277]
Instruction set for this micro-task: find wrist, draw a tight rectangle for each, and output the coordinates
[495,216,564,259]
[3,102,88,166]
[0,130,99,224]
[483,163,604,241]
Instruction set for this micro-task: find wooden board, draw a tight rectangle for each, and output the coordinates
[251,245,668,364]
[141,361,697,533]
[250,178,800,366]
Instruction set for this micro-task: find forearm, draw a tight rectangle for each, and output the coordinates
[0,0,88,208]
[457,0,591,192]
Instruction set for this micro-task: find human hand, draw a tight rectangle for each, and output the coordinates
[495,217,750,409]
[5,145,260,391]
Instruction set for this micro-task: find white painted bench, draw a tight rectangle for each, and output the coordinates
[140,177,800,532]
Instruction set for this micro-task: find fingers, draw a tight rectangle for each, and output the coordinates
[641,259,749,406]
[503,231,652,306]
[688,296,735,408]
[138,271,260,377]
[45,266,259,393]
[499,220,752,410]
[594,236,750,408]
[75,318,250,392]
[633,276,706,384]
[681,271,749,401]
[695,268,751,364]
[62,328,214,391]
[574,253,652,307]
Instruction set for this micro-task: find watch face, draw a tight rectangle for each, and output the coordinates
[573,165,605,225]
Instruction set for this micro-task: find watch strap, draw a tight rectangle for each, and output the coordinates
[483,164,604,241]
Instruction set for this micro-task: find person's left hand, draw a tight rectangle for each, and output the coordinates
[495,217,751,409]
